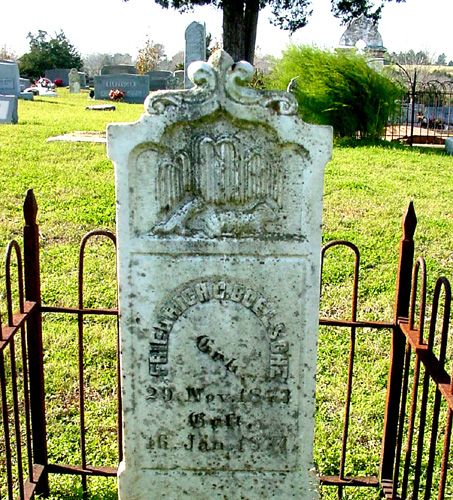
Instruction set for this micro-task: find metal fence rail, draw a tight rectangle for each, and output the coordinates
[381,203,452,499]
[318,240,393,498]
[40,230,120,497]
[0,242,45,498]
[0,192,451,499]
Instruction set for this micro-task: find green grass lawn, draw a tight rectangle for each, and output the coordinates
[0,89,452,498]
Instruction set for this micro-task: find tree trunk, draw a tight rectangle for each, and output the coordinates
[222,0,260,63]
[243,0,259,63]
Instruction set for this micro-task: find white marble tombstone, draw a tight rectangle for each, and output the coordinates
[108,50,332,500]
[184,21,206,89]
[68,68,81,93]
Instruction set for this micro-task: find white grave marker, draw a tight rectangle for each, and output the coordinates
[108,51,332,499]
[69,68,81,93]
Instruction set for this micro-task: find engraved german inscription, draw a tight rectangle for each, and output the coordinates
[148,278,288,381]
[143,277,294,469]
[145,385,291,405]
[195,335,239,374]
[145,432,289,455]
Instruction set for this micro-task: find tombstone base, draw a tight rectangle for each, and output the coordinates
[118,462,318,499]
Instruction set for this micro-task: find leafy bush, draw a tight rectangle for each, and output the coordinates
[267,46,403,139]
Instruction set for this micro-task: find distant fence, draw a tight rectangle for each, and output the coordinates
[386,80,453,145]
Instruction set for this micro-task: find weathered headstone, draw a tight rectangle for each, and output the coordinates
[100,64,137,76]
[94,74,150,103]
[0,61,20,96]
[0,95,18,124]
[19,77,30,92]
[78,72,87,88]
[173,70,184,88]
[69,68,81,93]
[445,137,453,155]
[147,70,172,91]
[184,21,206,88]
[107,51,332,499]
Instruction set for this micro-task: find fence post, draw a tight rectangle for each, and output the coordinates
[23,189,49,496]
[380,202,417,483]
[409,70,417,147]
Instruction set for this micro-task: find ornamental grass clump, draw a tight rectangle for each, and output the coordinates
[268,46,403,139]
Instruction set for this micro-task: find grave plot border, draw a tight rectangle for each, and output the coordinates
[386,79,453,146]
[0,191,451,499]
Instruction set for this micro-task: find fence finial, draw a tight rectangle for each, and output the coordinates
[403,201,417,240]
[23,189,38,225]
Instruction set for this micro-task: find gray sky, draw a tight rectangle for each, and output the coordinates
[2,0,452,61]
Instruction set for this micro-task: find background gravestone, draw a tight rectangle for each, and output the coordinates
[69,68,81,93]
[339,15,384,49]
[173,70,184,88]
[0,62,19,122]
[0,61,20,96]
[44,68,70,86]
[184,21,206,88]
[100,64,137,75]
[78,72,87,88]
[0,95,18,124]
[108,51,332,499]
[19,77,31,92]
[147,70,172,91]
[94,74,150,103]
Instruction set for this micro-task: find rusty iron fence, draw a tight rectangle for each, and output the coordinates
[380,204,453,499]
[386,79,453,146]
[0,191,451,499]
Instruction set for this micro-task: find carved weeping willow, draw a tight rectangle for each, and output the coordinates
[156,134,283,213]
[153,133,283,238]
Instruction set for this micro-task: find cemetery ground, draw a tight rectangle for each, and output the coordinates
[0,89,452,499]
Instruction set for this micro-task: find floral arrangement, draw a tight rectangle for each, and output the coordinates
[54,79,64,87]
[36,77,53,88]
[109,89,125,101]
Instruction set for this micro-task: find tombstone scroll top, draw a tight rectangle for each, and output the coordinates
[145,50,298,116]
[109,50,332,243]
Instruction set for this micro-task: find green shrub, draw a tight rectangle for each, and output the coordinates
[267,45,403,139]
